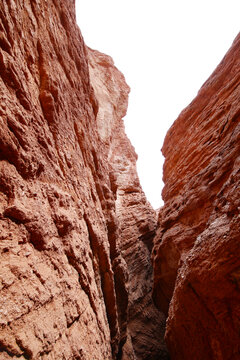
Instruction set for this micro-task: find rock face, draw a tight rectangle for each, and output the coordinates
[153,33,240,359]
[88,49,168,360]
[0,1,167,359]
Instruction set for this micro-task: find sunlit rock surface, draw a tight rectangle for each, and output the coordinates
[88,49,168,360]
[0,1,167,359]
[153,33,240,359]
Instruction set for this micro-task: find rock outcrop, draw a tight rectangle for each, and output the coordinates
[153,33,240,359]
[0,1,167,359]
[88,49,168,360]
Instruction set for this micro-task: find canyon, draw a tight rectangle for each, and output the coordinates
[0,1,239,360]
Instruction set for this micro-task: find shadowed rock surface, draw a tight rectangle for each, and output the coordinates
[88,49,168,360]
[0,1,167,359]
[153,33,240,359]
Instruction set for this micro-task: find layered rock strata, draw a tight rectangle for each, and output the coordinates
[88,49,168,360]
[0,1,167,359]
[153,33,240,359]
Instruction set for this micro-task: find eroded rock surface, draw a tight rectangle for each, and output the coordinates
[88,49,168,360]
[0,1,166,359]
[153,33,240,359]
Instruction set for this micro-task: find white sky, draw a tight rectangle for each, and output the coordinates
[75,0,239,209]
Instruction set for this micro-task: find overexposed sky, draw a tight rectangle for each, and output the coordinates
[76,0,239,209]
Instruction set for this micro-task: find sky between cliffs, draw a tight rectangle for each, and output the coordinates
[76,0,239,209]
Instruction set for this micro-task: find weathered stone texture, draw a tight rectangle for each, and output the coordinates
[88,49,168,360]
[0,1,166,359]
[153,33,240,359]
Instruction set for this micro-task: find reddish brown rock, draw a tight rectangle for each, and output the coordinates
[88,49,168,359]
[152,33,240,359]
[0,1,166,359]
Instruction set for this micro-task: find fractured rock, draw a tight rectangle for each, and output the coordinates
[0,1,167,359]
[153,32,240,360]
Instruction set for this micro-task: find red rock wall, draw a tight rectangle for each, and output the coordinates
[0,1,167,359]
[88,49,168,359]
[152,33,240,359]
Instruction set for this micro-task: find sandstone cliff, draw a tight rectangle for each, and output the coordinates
[88,49,168,360]
[0,1,167,359]
[2,1,238,359]
[153,33,240,359]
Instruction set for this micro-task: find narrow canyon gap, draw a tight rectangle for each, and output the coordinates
[0,1,239,360]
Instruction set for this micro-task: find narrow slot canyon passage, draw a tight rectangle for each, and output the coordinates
[0,1,239,360]
[76,0,240,210]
